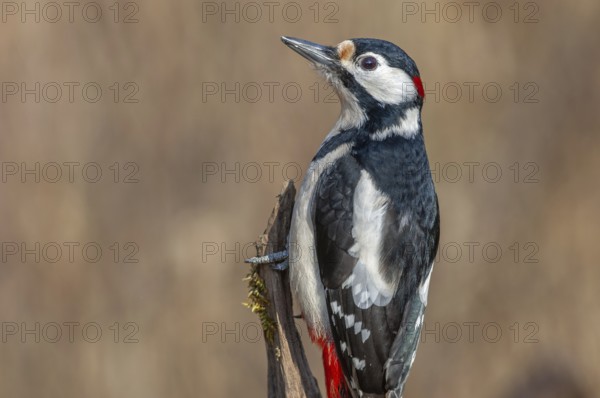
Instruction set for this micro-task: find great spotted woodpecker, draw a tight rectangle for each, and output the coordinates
[249,37,439,398]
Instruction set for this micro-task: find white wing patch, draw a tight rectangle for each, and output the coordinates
[346,171,395,309]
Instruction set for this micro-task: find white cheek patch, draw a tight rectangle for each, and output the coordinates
[341,53,418,105]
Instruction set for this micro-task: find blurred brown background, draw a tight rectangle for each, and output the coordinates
[0,0,599,397]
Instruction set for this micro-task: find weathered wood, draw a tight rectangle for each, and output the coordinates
[249,181,322,398]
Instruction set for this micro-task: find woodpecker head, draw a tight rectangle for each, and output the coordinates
[282,36,425,132]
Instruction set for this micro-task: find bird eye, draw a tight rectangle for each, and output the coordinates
[359,56,378,71]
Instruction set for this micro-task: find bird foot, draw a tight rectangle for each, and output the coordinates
[245,250,289,270]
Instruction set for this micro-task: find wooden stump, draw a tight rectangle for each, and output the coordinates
[245,181,322,398]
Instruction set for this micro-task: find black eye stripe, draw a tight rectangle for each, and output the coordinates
[359,56,378,71]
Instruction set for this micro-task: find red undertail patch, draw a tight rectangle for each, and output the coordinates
[323,342,345,398]
[308,330,347,398]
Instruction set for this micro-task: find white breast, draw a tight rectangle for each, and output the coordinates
[288,143,352,338]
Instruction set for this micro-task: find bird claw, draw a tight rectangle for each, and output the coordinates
[271,259,289,271]
[245,250,289,271]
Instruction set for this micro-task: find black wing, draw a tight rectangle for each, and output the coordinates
[314,152,439,396]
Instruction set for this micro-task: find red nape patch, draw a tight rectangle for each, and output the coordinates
[308,330,348,398]
[412,76,425,98]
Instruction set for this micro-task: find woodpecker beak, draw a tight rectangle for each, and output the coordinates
[281,36,337,69]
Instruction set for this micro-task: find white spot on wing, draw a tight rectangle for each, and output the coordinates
[353,357,366,370]
[353,321,362,335]
[345,314,355,328]
[330,301,340,315]
[361,329,371,342]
